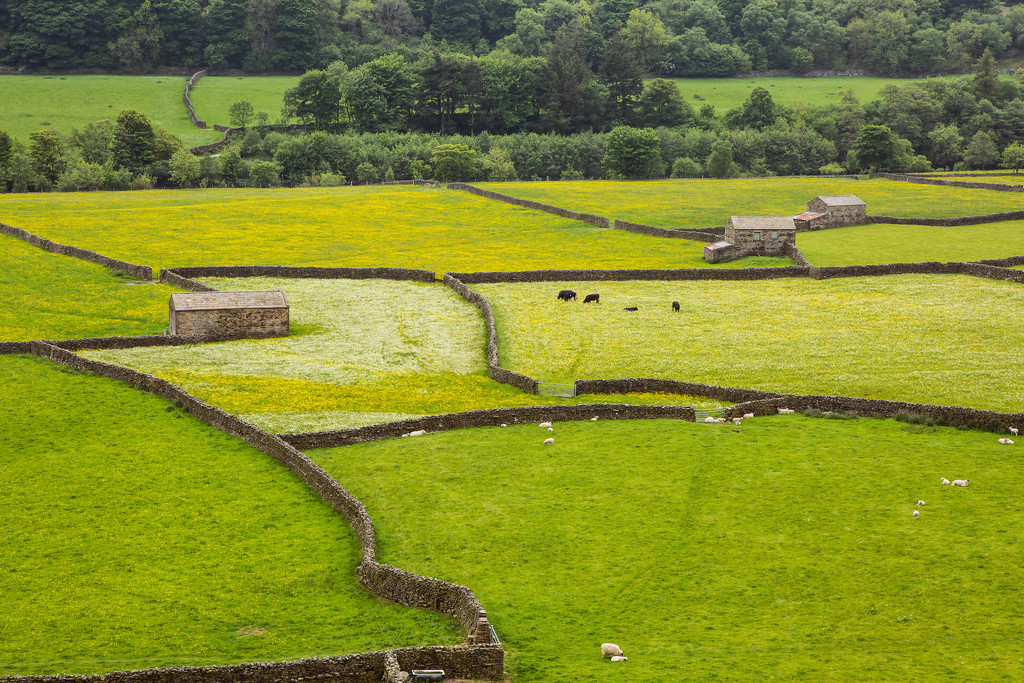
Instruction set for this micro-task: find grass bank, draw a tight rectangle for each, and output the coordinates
[310,415,1024,681]
[188,76,299,129]
[0,355,461,675]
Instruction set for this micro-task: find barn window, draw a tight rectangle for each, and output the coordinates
[771,231,778,238]
[753,231,761,240]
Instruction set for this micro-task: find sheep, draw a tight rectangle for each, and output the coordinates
[548,427,554,432]
[743,413,755,419]
[917,500,926,506]
[1010,427,1019,436]
[777,408,795,414]
[539,422,553,428]
[590,417,599,421]
[998,438,1014,445]
[714,417,727,423]
[610,656,628,662]
[951,479,970,487]
[940,478,950,485]
[500,423,507,427]
[407,429,426,436]
[600,643,623,658]
[704,416,716,423]
[913,510,919,519]
[732,418,743,425]
[543,438,554,445]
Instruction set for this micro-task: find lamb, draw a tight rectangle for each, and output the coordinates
[743,413,755,419]
[951,479,970,487]
[704,416,716,423]
[539,422,553,428]
[600,643,623,658]
[543,438,554,445]
[610,656,628,662]
[917,500,925,506]
[998,438,1014,445]
[732,418,743,425]
[590,417,599,421]
[548,427,554,432]
[1010,427,1019,436]
[913,510,919,519]
[940,478,950,485]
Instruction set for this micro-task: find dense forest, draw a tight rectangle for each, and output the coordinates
[1,0,1023,77]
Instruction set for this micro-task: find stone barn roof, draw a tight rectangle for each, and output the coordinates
[815,195,865,207]
[170,291,289,312]
[793,211,825,221]
[705,240,732,250]
[728,216,796,230]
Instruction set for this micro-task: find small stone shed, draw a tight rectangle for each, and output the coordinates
[169,291,289,339]
[703,241,734,264]
[803,195,866,229]
[724,216,797,255]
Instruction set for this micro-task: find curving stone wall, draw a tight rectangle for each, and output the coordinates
[870,172,1024,193]
[447,183,611,227]
[183,70,208,129]
[1,222,153,280]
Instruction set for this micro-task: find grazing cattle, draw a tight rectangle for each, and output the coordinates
[623,306,639,311]
[583,293,600,303]
[672,301,680,312]
[557,289,577,302]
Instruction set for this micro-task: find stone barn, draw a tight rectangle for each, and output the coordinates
[724,216,797,255]
[804,195,866,228]
[703,241,734,264]
[169,291,289,340]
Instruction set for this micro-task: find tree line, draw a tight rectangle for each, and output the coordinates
[1,0,1022,77]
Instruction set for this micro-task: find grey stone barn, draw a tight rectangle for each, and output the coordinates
[802,195,866,229]
[169,291,289,340]
[724,216,797,255]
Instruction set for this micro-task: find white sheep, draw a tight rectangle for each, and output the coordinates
[1010,427,1019,436]
[743,413,755,419]
[704,417,716,423]
[539,422,553,428]
[951,479,970,487]
[917,500,925,506]
[998,438,1014,445]
[548,427,554,432]
[714,417,727,423]
[940,478,950,485]
[600,643,623,658]
[610,656,628,662]
[913,510,919,519]
[543,437,554,445]
[500,423,507,427]
[732,418,743,425]
[777,408,795,414]
[407,429,426,437]
[591,417,599,421]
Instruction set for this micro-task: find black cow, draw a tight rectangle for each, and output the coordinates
[623,306,638,311]
[557,289,577,302]
[672,301,680,312]
[583,293,600,304]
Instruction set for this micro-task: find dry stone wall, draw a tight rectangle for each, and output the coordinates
[613,219,724,241]
[870,172,1024,193]
[575,378,780,404]
[447,267,812,283]
[163,266,435,283]
[1,222,153,280]
[183,70,207,129]
[447,183,611,227]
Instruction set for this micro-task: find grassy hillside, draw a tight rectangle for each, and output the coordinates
[188,76,299,128]
[475,275,1024,412]
[666,75,957,113]
[0,74,221,147]
[311,416,1024,682]
[0,233,175,341]
[0,355,461,675]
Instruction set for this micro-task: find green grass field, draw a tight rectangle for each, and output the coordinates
[0,74,221,147]
[0,186,788,275]
[475,275,1024,412]
[666,75,957,113]
[310,416,1024,681]
[0,354,461,676]
[0,233,177,341]
[482,178,1024,230]
[799,220,1024,266]
[188,76,299,128]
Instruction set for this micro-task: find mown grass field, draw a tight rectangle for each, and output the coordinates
[483,178,1024,229]
[0,186,787,275]
[0,74,221,147]
[188,76,298,128]
[310,416,1024,682]
[799,220,1024,266]
[84,277,723,432]
[476,275,1024,412]
[0,354,461,676]
[666,75,957,113]
[0,233,177,341]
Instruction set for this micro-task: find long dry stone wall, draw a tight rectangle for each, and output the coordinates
[870,172,1024,192]
[163,266,436,283]
[1,222,153,280]
[575,378,781,404]
[612,219,724,242]
[867,210,1024,226]
[2,340,502,680]
[183,70,207,129]
[285,403,697,449]
[808,260,1024,283]
[447,267,812,283]
[447,183,611,227]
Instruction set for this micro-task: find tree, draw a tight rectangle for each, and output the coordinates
[248,159,280,186]
[852,124,900,172]
[0,129,16,171]
[431,144,477,181]
[671,156,702,177]
[482,147,518,180]
[416,51,468,134]
[620,9,668,71]
[283,70,345,130]
[228,101,256,128]
[109,0,163,69]
[603,126,662,178]
[347,54,418,133]
[972,47,1000,102]
[963,130,999,169]
[705,138,736,177]
[928,123,965,169]
[431,0,484,46]
[272,0,319,69]
[541,28,598,134]
[740,86,777,129]
[1001,142,1024,173]
[169,149,201,187]
[29,129,65,183]
[639,79,692,127]
[602,32,643,126]
[71,120,115,165]
[202,0,249,69]
[110,110,156,174]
